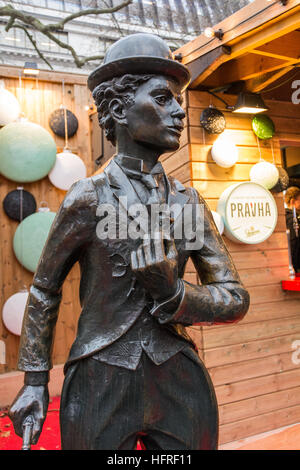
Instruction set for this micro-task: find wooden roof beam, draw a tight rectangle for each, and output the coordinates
[246,65,296,92]
[178,0,300,66]
[250,49,297,62]
[187,1,300,89]
[204,53,299,89]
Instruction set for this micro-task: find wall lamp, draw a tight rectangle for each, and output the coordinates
[232,92,269,114]
[207,90,269,114]
[204,27,224,41]
[23,62,39,76]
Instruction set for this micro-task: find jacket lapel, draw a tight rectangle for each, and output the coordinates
[105,158,191,238]
[105,158,146,236]
[167,177,190,231]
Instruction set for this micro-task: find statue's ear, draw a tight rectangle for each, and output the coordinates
[109,98,127,125]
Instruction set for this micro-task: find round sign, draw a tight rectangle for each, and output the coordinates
[217,182,278,244]
[0,121,56,182]
[48,149,87,191]
[13,210,56,272]
[252,115,275,140]
[2,291,29,336]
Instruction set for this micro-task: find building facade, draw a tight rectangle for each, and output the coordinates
[0,0,253,74]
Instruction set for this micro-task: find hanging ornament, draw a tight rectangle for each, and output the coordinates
[211,210,224,235]
[48,149,87,191]
[0,121,56,182]
[270,167,289,193]
[2,290,29,336]
[3,187,36,221]
[252,115,275,140]
[49,108,78,138]
[13,204,56,273]
[200,105,226,134]
[0,88,21,126]
[211,134,238,168]
[250,161,279,189]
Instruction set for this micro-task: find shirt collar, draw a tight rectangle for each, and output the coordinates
[115,155,164,176]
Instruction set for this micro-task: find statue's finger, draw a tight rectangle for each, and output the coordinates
[164,237,178,260]
[136,245,146,269]
[130,250,138,270]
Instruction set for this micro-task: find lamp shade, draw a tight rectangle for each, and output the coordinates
[0,89,21,126]
[233,92,268,114]
[48,149,87,191]
[211,134,238,168]
[200,106,226,134]
[211,210,224,235]
[270,167,289,193]
[13,209,56,272]
[0,121,56,182]
[252,115,275,140]
[250,161,279,189]
[49,108,79,138]
[3,188,36,221]
[2,291,29,336]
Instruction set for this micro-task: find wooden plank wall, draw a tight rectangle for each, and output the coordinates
[0,74,94,374]
[167,89,300,445]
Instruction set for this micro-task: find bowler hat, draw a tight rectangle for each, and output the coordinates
[87,33,190,92]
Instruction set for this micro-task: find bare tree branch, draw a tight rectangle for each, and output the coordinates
[46,1,133,32]
[11,24,54,70]
[0,1,133,69]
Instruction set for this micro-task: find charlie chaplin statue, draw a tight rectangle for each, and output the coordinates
[9,33,249,450]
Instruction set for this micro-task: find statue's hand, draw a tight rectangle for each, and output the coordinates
[131,233,178,302]
[9,385,49,445]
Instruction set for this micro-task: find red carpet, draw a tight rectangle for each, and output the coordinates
[0,396,61,450]
[0,396,142,450]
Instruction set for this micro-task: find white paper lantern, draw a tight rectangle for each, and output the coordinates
[2,290,29,336]
[0,89,21,126]
[211,135,238,168]
[48,149,87,191]
[211,210,224,235]
[250,161,279,189]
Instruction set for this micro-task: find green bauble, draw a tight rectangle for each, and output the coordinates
[0,121,56,182]
[13,211,56,272]
[252,115,275,140]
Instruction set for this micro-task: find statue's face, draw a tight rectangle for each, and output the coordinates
[124,75,185,152]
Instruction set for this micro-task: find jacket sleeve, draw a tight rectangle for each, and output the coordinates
[18,177,98,372]
[151,188,250,326]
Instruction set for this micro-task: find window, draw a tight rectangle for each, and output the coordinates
[39,31,69,53]
[142,0,159,28]
[64,0,82,12]
[0,23,69,55]
[46,0,64,11]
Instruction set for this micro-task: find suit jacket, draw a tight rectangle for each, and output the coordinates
[18,157,250,373]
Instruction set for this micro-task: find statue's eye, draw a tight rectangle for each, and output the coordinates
[155,95,168,105]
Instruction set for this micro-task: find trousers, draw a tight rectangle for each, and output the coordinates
[60,350,219,450]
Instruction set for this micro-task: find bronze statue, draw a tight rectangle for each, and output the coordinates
[9,33,250,450]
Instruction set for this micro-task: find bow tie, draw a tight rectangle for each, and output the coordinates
[128,172,159,190]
